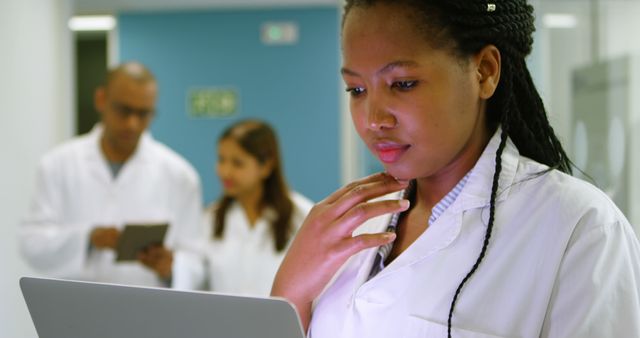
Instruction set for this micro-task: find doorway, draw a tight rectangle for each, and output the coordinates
[75,32,107,135]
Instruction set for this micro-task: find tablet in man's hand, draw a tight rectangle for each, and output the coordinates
[115,223,169,261]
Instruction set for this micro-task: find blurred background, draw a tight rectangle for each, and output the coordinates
[2,0,639,336]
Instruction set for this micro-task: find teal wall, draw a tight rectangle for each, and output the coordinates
[118,7,340,204]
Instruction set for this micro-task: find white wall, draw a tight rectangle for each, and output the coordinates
[599,1,640,60]
[600,1,640,229]
[531,1,593,154]
[531,0,640,230]
[0,0,73,337]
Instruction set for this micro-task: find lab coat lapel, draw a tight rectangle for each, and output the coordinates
[459,129,519,211]
[373,212,464,281]
[353,213,394,288]
[349,190,403,290]
[111,130,154,185]
[84,124,112,186]
[83,123,155,187]
[366,129,521,279]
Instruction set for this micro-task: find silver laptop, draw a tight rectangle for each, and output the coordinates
[20,276,305,338]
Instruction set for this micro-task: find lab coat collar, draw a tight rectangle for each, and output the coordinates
[85,123,155,164]
[81,123,155,184]
[356,128,520,284]
[456,127,519,211]
[227,199,278,233]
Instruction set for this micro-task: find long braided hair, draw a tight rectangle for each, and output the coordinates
[343,0,572,336]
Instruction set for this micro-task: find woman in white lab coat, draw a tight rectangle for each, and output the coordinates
[272,1,640,337]
[200,119,312,296]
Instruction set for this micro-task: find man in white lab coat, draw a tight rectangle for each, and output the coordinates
[20,62,203,288]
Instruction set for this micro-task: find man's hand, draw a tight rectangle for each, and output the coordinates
[138,245,173,280]
[90,227,120,250]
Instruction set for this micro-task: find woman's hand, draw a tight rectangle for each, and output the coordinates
[271,173,409,331]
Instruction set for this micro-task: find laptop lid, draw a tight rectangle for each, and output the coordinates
[20,276,305,338]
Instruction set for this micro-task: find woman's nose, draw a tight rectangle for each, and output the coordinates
[366,96,397,130]
[216,162,229,178]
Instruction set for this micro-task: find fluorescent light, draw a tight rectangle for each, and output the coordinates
[543,14,578,29]
[68,15,116,31]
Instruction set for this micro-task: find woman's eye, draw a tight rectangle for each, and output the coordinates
[232,159,244,168]
[345,87,365,97]
[392,80,417,90]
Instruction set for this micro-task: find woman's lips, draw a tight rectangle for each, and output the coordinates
[221,180,234,189]
[374,142,410,164]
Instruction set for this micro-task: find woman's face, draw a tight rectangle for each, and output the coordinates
[342,3,491,182]
[216,138,270,199]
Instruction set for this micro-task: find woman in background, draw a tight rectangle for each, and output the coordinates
[200,119,312,295]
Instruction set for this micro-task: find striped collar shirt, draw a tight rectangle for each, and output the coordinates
[368,171,472,279]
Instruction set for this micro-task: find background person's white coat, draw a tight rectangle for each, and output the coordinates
[197,192,313,295]
[19,125,204,288]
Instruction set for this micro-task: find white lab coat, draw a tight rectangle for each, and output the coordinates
[310,131,640,338]
[197,192,313,296]
[20,124,204,289]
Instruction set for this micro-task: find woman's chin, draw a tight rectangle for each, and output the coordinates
[383,167,414,182]
[222,189,238,198]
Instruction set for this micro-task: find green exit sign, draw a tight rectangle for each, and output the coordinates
[187,87,239,118]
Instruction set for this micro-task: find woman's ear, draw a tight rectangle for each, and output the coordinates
[474,45,501,99]
[259,159,275,180]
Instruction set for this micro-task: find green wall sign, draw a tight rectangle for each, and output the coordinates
[187,87,239,118]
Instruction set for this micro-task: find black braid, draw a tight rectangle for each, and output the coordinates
[343,0,574,336]
[438,0,572,174]
[445,57,515,337]
[447,128,508,338]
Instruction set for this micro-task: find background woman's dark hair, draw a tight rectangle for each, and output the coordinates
[343,0,573,336]
[213,119,294,252]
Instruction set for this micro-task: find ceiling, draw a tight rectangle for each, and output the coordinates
[75,0,637,15]
[74,0,340,15]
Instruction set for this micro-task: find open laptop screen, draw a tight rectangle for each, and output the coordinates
[20,277,305,338]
